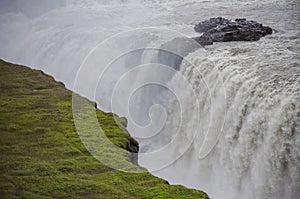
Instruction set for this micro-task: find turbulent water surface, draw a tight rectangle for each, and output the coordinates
[0,1,299,199]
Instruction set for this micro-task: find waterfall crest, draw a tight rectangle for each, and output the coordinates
[150,39,300,199]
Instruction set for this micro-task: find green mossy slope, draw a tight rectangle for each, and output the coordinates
[0,59,209,199]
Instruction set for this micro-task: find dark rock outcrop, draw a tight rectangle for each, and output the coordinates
[193,35,213,46]
[193,17,272,45]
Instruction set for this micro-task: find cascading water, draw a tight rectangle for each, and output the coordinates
[0,0,299,199]
[149,39,300,199]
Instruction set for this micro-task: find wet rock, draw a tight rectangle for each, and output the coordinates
[193,35,213,46]
[194,17,232,33]
[193,17,272,45]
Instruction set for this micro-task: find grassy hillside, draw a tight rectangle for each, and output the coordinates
[0,59,209,199]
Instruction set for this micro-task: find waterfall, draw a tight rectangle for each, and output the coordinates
[0,1,299,199]
[146,39,300,199]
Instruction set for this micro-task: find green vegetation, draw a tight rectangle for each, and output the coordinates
[0,59,209,199]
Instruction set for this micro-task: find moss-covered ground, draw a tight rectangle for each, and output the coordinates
[0,59,209,199]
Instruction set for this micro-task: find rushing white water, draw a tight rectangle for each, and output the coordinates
[0,1,299,199]
[157,40,300,199]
